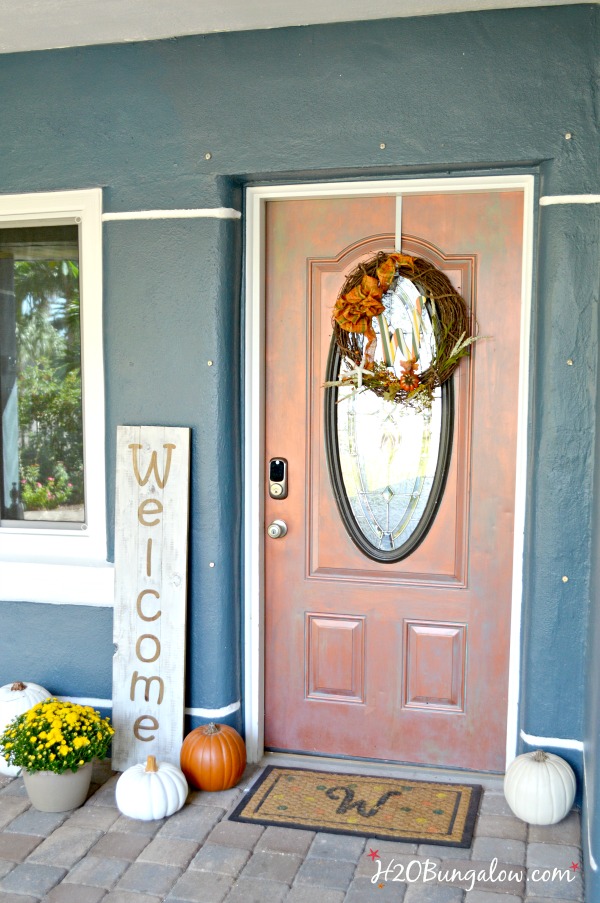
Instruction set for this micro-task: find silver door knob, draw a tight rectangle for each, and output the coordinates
[267,519,288,539]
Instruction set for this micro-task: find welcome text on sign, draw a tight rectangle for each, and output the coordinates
[112,426,189,771]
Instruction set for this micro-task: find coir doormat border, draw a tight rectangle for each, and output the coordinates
[229,765,482,848]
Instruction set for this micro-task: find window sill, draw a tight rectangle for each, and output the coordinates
[0,560,115,606]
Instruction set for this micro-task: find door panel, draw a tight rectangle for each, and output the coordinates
[263,191,523,771]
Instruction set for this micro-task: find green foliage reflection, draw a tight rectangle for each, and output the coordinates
[15,258,84,511]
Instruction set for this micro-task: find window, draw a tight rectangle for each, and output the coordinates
[0,190,109,603]
[1,224,84,525]
[324,275,454,562]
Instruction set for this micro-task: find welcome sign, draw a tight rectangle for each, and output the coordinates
[112,425,190,771]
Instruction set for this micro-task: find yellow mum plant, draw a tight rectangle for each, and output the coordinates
[0,698,114,775]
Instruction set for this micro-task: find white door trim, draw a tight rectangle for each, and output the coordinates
[244,175,535,767]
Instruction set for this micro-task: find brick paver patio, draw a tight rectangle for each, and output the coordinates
[0,758,584,902]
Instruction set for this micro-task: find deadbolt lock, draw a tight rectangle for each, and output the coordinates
[268,458,288,499]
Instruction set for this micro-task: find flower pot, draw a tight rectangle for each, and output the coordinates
[22,762,93,812]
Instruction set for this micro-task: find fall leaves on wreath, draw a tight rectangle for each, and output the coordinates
[333,254,416,335]
[333,253,417,371]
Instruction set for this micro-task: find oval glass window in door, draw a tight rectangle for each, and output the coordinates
[325,275,454,562]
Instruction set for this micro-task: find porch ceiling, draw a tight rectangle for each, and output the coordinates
[0,0,591,55]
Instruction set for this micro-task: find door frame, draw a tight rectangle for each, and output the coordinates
[243,174,535,767]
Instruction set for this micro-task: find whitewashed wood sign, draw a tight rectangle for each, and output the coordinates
[112,425,190,771]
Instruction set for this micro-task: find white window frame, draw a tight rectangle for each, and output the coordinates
[0,189,112,606]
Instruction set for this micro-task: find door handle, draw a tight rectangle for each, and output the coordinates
[267,519,288,539]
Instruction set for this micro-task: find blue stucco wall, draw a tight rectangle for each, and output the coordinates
[522,200,598,746]
[0,602,113,698]
[584,201,600,899]
[103,217,243,713]
[0,2,598,852]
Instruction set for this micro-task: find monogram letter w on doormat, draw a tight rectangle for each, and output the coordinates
[229,766,482,847]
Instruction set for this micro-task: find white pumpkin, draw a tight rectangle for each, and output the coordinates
[504,749,576,825]
[0,681,52,776]
[115,755,188,820]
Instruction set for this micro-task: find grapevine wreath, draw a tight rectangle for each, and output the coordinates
[327,251,477,410]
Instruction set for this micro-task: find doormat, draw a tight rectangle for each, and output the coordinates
[229,766,482,848]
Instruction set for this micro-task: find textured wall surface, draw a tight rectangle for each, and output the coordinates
[0,2,598,874]
[585,201,600,896]
[0,602,113,698]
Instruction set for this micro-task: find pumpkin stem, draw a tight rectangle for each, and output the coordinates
[532,749,549,762]
[10,682,27,692]
[204,722,221,735]
[145,755,159,772]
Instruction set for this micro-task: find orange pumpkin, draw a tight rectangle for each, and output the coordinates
[180,722,246,791]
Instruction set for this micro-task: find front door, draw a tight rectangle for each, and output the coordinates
[263,189,524,772]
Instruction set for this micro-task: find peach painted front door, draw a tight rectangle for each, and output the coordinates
[263,191,524,771]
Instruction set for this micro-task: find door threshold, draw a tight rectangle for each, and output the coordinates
[260,750,505,791]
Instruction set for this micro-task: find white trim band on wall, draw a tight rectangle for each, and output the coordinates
[102,208,241,221]
[540,195,600,206]
[520,729,583,752]
[58,697,242,718]
[59,696,113,708]
[186,701,241,718]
